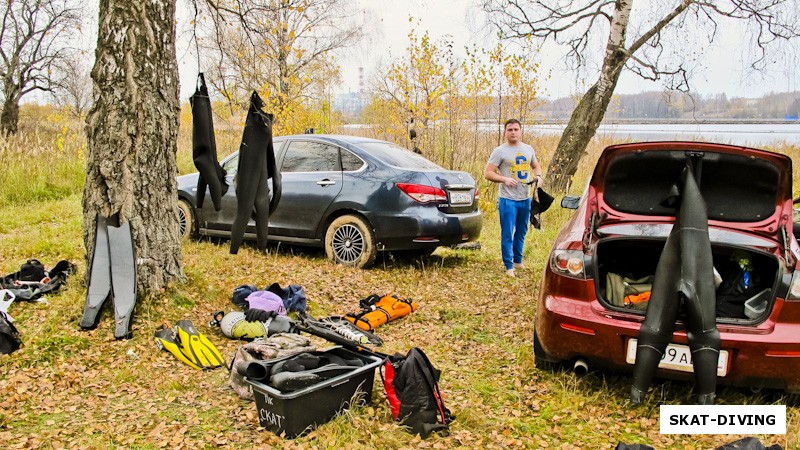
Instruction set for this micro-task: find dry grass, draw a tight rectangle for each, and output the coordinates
[0,113,798,449]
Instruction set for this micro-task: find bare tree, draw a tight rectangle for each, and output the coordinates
[482,0,800,192]
[192,0,364,116]
[0,0,82,134]
[84,0,183,295]
[51,53,93,117]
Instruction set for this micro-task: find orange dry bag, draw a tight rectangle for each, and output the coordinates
[346,293,418,331]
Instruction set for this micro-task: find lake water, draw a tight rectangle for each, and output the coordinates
[527,122,800,146]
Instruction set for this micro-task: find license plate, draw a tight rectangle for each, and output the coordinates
[626,339,729,377]
[449,191,472,205]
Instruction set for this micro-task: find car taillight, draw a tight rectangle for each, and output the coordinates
[551,249,586,279]
[788,271,800,301]
[474,187,480,200]
[396,183,447,203]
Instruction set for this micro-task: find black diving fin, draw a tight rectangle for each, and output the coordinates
[79,213,138,339]
[80,214,111,329]
[107,216,137,339]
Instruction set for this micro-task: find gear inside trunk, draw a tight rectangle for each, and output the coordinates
[596,238,780,322]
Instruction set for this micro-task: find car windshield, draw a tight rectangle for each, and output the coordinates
[357,142,443,170]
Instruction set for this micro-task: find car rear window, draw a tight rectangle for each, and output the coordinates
[358,142,443,170]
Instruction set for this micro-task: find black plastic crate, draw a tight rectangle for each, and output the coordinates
[246,346,383,438]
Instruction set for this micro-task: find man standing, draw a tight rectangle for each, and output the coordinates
[484,119,543,277]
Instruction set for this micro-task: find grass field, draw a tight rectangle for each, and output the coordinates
[0,115,798,449]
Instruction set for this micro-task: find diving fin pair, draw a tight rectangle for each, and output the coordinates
[154,319,225,370]
[80,213,138,339]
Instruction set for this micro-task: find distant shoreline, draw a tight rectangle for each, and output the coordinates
[540,118,800,125]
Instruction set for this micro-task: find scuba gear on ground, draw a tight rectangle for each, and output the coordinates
[299,312,383,346]
[0,291,21,354]
[244,290,286,321]
[154,327,202,370]
[16,259,44,282]
[1,260,75,302]
[382,347,453,438]
[631,162,720,405]
[229,334,315,400]
[210,310,297,340]
[230,283,308,313]
[346,293,418,331]
[190,73,228,211]
[79,213,138,339]
[232,284,257,308]
[230,91,281,254]
[241,350,365,391]
[175,319,225,369]
[265,282,307,313]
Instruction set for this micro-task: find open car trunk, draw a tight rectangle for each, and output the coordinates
[595,238,780,323]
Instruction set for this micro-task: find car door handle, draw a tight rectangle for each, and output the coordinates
[316,179,336,186]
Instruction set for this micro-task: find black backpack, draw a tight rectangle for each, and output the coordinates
[0,311,21,355]
[382,347,453,438]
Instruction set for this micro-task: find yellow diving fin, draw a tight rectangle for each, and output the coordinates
[175,319,225,369]
[154,327,202,370]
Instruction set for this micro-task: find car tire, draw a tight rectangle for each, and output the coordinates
[325,215,377,269]
[534,329,562,372]
[177,198,197,240]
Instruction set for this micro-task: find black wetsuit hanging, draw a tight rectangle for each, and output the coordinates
[631,160,720,405]
[190,73,228,211]
[229,91,281,254]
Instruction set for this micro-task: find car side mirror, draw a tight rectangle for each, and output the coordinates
[561,196,580,210]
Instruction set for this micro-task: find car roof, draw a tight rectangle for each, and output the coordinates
[274,134,388,146]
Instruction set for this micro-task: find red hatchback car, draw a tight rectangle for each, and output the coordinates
[535,141,800,397]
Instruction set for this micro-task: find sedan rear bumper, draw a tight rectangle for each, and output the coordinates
[536,293,800,393]
[368,208,483,250]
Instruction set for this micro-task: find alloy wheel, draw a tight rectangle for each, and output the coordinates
[331,224,365,264]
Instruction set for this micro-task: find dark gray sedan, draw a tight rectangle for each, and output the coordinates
[177,134,482,268]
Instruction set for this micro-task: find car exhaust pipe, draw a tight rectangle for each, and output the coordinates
[573,359,589,375]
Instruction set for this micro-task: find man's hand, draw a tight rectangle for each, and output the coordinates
[503,177,519,187]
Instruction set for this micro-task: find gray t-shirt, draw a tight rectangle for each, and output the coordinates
[488,143,537,200]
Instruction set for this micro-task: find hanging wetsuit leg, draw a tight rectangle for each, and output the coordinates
[677,167,720,405]
[191,73,227,211]
[630,230,681,404]
[252,167,270,251]
[631,166,719,405]
[230,92,269,254]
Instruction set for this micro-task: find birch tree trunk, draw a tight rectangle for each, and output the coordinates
[83,0,184,294]
[548,0,633,193]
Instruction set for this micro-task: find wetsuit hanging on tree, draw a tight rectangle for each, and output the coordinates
[230,92,281,254]
[190,73,228,211]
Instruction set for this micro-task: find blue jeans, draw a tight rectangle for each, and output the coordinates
[498,197,531,270]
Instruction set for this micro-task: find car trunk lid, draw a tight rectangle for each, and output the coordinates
[588,142,793,244]
[416,170,479,214]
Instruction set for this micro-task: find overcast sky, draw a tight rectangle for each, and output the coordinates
[168,0,798,101]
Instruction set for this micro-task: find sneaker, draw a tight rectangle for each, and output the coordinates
[505,269,516,277]
[513,262,525,270]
